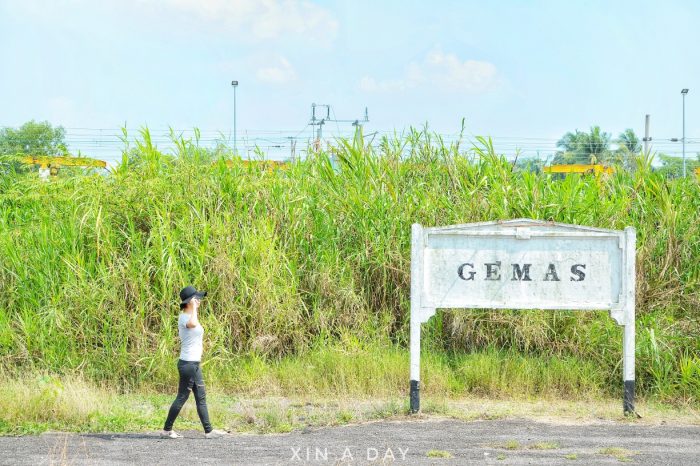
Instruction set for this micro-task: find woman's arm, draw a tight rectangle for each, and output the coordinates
[186,301,199,328]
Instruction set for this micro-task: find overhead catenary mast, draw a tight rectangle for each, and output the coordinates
[309,103,369,151]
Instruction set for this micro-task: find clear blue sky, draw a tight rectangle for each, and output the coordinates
[1,0,698,162]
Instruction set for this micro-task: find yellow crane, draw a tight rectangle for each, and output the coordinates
[16,155,107,179]
[543,164,615,176]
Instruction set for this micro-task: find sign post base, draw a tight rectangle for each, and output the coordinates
[623,380,635,415]
[410,380,420,413]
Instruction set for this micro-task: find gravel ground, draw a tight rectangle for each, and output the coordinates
[1,418,698,465]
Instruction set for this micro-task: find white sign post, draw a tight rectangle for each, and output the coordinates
[409,219,636,415]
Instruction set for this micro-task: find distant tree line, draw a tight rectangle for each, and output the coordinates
[553,126,640,167]
[517,125,700,178]
[1,120,698,179]
[0,120,69,174]
[0,120,67,157]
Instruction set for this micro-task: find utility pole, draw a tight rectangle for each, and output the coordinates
[289,137,296,161]
[643,114,651,154]
[231,80,239,155]
[682,89,689,177]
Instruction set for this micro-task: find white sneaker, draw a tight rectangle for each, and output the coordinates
[160,430,182,439]
[204,429,229,439]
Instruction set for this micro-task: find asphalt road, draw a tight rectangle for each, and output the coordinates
[1,418,698,465]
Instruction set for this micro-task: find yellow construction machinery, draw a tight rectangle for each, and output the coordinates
[16,155,107,179]
[543,164,615,176]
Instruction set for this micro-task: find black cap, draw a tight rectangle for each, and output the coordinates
[179,286,207,309]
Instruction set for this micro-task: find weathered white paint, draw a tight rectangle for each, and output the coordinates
[623,226,636,382]
[409,223,424,382]
[409,218,636,413]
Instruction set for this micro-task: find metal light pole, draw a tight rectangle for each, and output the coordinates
[231,80,239,155]
[682,88,689,177]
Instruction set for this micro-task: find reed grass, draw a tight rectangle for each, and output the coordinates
[0,127,698,404]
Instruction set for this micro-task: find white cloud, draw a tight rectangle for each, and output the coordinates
[150,0,338,43]
[6,0,339,44]
[256,56,297,84]
[359,76,411,92]
[360,50,500,94]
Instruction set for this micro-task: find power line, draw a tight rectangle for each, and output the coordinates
[4,123,700,165]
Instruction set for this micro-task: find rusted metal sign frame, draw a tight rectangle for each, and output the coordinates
[409,218,636,415]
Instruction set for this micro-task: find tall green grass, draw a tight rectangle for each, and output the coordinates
[0,128,698,403]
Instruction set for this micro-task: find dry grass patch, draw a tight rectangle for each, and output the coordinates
[529,441,559,450]
[598,447,636,462]
[426,449,452,458]
[489,440,520,450]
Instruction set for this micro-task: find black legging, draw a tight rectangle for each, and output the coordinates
[164,359,212,433]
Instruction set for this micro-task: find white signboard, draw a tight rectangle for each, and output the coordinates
[409,219,636,414]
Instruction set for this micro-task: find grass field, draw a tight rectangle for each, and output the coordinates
[1,367,697,435]
[0,128,699,432]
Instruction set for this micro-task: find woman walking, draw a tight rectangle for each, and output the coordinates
[161,286,228,439]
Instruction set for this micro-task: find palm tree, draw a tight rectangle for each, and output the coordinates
[609,129,641,170]
[554,126,611,164]
[616,129,641,153]
[586,126,611,162]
